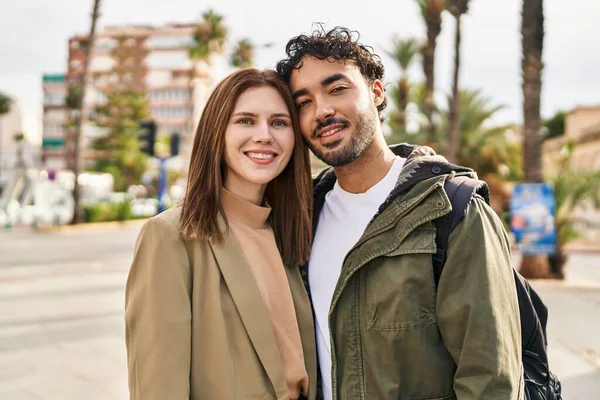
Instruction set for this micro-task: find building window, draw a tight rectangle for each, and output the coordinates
[146,35,194,50]
[95,38,117,52]
[145,50,190,69]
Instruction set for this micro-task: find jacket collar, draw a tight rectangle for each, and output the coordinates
[208,214,287,396]
[313,144,476,221]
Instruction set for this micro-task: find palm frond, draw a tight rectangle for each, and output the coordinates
[387,37,421,71]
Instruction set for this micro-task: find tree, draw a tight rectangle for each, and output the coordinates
[446,0,471,164]
[230,38,254,69]
[450,89,513,178]
[0,92,12,173]
[188,9,228,142]
[0,92,11,116]
[416,0,445,140]
[65,85,82,110]
[189,9,228,63]
[92,87,150,191]
[71,0,101,224]
[548,145,600,278]
[385,81,444,148]
[521,0,545,181]
[387,37,420,135]
[543,110,565,140]
[519,0,548,278]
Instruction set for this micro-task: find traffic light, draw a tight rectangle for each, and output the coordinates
[139,120,157,156]
[170,132,180,157]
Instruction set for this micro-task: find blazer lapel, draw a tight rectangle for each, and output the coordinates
[286,265,318,398]
[208,215,286,395]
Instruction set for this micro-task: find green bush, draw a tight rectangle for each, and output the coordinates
[83,201,135,223]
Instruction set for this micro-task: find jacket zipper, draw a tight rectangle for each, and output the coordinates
[328,181,443,400]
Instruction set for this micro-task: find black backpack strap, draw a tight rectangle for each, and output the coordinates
[432,176,490,287]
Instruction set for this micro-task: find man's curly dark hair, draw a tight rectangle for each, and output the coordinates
[276,26,388,117]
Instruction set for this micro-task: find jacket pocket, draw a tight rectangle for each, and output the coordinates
[365,227,437,332]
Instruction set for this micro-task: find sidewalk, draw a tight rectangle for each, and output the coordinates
[0,218,147,236]
[564,238,600,253]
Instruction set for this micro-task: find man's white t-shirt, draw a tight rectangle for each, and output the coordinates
[308,156,406,400]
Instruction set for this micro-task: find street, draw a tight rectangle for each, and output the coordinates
[1,225,599,399]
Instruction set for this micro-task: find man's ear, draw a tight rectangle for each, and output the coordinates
[371,80,385,107]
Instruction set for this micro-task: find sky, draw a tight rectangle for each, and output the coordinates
[0,0,599,143]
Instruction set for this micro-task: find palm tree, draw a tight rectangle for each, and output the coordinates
[446,0,470,164]
[551,171,600,278]
[188,9,228,146]
[230,39,255,69]
[416,0,445,139]
[519,0,548,278]
[451,89,512,177]
[0,92,12,175]
[71,0,101,224]
[189,9,228,63]
[387,37,420,135]
[521,0,544,182]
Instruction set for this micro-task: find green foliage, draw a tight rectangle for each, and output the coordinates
[83,201,136,223]
[386,81,444,147]
[65,85,82,110]
[386,37,422,140]
[13,132,25,142]
[388,37,421,71]
[550,146,600,246]
[190,9,228,62]
[543,110,565,140]
[0,91,12,115]
[91,89,150,191]
[439,88,519,177]
[230,38,254,68]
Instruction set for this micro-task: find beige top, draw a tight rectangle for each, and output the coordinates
[221,188,309,399]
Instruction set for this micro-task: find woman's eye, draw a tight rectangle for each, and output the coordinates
[237,118,252,125]
[272,120,288,127]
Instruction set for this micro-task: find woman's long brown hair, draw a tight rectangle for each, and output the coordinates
[179,69,312,266]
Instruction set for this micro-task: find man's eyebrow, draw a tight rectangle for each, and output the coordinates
[292,73,350,100]
[321,73,348,87]
[292,88,308,100]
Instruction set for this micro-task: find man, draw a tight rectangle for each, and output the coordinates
[276,27,523,400]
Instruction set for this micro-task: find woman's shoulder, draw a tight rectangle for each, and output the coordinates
[142,206,212,248]
[142,205,183,235]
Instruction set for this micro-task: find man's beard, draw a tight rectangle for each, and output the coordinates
[307,106,378,167]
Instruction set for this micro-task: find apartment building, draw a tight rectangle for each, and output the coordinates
[41,74,69,170]
[58,23,218,171]
[543,105,600,176]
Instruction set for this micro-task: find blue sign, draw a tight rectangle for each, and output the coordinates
[510,183,557,255]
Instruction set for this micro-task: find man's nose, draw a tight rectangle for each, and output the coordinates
[315,98,335,123]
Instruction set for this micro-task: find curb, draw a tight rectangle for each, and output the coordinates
[33,218,148,234]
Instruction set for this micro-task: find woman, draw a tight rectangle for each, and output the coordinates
[125,69,316,400]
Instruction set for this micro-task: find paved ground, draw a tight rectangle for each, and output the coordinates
[526,253,600,399]
[0,224,599,399]
[0,225,140,399]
